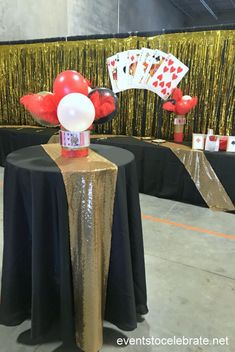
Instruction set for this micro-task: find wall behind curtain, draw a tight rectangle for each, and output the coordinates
[67,0,184,36]
[0,0,184,41]
[0,0,67,41]
[119,0,184,32]
[0,30,234,140]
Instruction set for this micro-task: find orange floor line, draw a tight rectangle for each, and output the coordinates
[142,214,235,240]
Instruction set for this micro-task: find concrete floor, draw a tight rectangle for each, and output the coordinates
[0,166,235,352]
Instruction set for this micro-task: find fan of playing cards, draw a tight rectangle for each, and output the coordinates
[106,48,189,100]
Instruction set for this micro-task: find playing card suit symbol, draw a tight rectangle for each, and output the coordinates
[153,81,158,87]
[161,88,167,95]
[172,73,178,80]
[177,67,183,73]
[231,141,235,145]
[159,81,165,88]
[111,60,115,66]
[196,138,201,143]
[163,66,169,73]
[168,59,174,66]
[170,66,176,73]
[131,55,135,61]
[166,81,171,88]
[209,136,217,142]
[157,74,163,80]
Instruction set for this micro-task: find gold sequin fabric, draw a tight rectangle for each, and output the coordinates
[168,145,235,211]
[42,144,117,352]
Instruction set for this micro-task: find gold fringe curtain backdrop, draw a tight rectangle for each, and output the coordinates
[0,30,234,139]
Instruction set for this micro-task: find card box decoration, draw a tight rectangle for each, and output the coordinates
[192,133,205,150]
[226,136,235,152]
[218,136,228,151]
[205,135,220,152]
[60,130,90,158]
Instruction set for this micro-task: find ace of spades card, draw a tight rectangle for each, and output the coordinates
[116,51,129,92]
[147,54,189,100]
[106,54,120,93]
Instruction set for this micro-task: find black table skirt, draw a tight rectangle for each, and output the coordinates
[0,144,148,347]
[0,127,58,166]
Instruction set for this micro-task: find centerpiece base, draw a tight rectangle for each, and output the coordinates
[61,147,89,158]
[60,130,90,158]
[174,115,186,143]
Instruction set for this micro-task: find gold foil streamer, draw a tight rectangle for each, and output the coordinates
[166,144,235,211]
[42,144,117,352]
[0,30,234,138]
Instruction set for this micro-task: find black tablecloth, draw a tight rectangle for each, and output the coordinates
[0,127,58,166]
[92,137,235,208]
[0,144,148,348]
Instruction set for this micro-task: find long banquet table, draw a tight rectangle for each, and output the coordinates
[0,126,234,210]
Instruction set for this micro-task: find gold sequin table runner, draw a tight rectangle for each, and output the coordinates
[134,139,234,211]
[163,142,235,211]
[42,144,117,352]
[89,136,235,211]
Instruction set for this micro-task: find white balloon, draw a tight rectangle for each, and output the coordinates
[57,93,95,132]
[182,95,192,101]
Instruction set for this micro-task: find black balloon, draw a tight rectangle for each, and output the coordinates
[88,88,118,124]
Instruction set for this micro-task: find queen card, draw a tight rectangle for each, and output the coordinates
[132,48,155,89]
[142,49,167,87]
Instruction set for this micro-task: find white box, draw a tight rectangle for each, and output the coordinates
[226,136,235,152]
[204,135,219,152]
[192,133,205,150]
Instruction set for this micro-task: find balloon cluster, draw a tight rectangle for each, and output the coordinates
[20,70,118,131]
[162,88,198,115]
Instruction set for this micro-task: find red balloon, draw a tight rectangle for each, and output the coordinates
[53,70,88,103]
[20,92,59,126]
[175,100,191,115]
